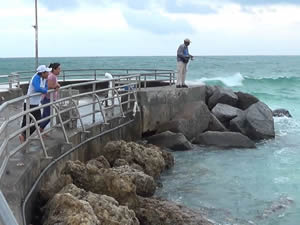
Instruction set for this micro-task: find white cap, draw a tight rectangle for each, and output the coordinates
[184,38,191,43]
[36,65,52,73]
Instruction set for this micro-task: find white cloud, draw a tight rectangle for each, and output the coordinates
[1,0,300,57]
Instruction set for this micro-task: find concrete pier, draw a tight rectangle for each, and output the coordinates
[0,84,207,225]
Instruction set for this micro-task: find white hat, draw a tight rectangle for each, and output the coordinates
[36,65,52,73]
[184,38,191,43]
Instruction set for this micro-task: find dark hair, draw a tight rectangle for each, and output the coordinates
[49,62,60,70]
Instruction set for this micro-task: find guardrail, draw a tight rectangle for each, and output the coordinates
[0,69,175,225]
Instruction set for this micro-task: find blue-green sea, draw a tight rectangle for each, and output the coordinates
[1,56,300,225]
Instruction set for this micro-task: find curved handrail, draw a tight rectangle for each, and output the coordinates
[0,68,176,225]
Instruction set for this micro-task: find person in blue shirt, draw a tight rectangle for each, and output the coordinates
[176,38,194,88]
[19,65,51,143]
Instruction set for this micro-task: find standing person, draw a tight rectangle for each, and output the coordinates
[176,38,194,88]
[19,65,51,143]
[40,63,61,132]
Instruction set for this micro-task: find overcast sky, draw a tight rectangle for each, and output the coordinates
[1,0,300,57]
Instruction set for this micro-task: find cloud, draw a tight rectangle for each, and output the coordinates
[164,0,217,14]
[123,10,194,34]
[228,0,300,5]
[38,0,80,11]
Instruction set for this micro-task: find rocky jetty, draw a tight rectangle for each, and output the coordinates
[40,141,212,225]
[146,85,275,149]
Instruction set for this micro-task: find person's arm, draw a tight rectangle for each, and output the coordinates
[32,75,47,93]
[177,45,186,60]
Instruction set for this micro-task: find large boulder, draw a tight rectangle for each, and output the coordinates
[146,131,193,151]
[157,101,211,140]
[101,141,166,179]
[43,184,140,225]
[245,101,275,140]
[211,103,242,126]
[135,197,213,225]
[207,113,227,132]
[272,108,292,118]
[193,131,256,148]
[208,86,238,109]
[235,91,259,110]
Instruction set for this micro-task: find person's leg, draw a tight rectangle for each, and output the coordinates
[40,98,50,130]
[176,61,184,87]
[182,63,188,87]
[30,105,41,136]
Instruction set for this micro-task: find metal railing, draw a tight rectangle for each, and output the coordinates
[0,69,175,225]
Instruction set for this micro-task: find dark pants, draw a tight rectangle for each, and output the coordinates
[40,97,50,129]
[21,103,41,139]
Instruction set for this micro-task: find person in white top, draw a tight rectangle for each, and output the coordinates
[19,65,51,143]
[40,63,61,132]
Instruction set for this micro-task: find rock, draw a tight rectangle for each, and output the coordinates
[157,102,211,140]
[159,149,175,170]
[245,101,275,140]
[43,192,100,225]
[229,111,247,135]
[146,131,193,151]
[39,174,73,205]
[207,113,227,132]
[114,159,130,167]
[62,160,139,208]
[102,141,166,179]
[43,183,140,225]
[208,86,238,109]
[235,91,259,110]
[113,165,156,198]
[86,156,111,170]
[272,108,292,117]
[193,131,256,148]
[135,196,213,225]
[211,103,242,125]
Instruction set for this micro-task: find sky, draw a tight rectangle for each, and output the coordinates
[1,0,300,57]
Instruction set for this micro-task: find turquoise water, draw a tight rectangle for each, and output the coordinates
[1,56,300,224]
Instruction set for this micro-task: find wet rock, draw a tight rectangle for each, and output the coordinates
[102,141,166,179]
[193,131,256,148]
[146,131,193,151]
[272,108,292,117]
[245,101,275,140]
[135,196,214,225]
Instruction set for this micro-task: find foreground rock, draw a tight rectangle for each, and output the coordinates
[43,184,140,225]
[208,86,238,109]
[63,160,158,208]
[136,197,214,225]
[146,131,193,151]
[193,131,256,148]
[101,141,167,179]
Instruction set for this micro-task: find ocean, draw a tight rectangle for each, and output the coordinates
[1,56,300,225]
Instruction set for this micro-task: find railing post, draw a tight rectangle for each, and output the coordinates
[63,71,66,81]
[25,97,30,147]
[111,79,115,117]
[94,70,97,80]
[0,191,19,225]
[8,74,12,89]
[155,70,157,81]
[50,92,54,128]
[92,83,96,123]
